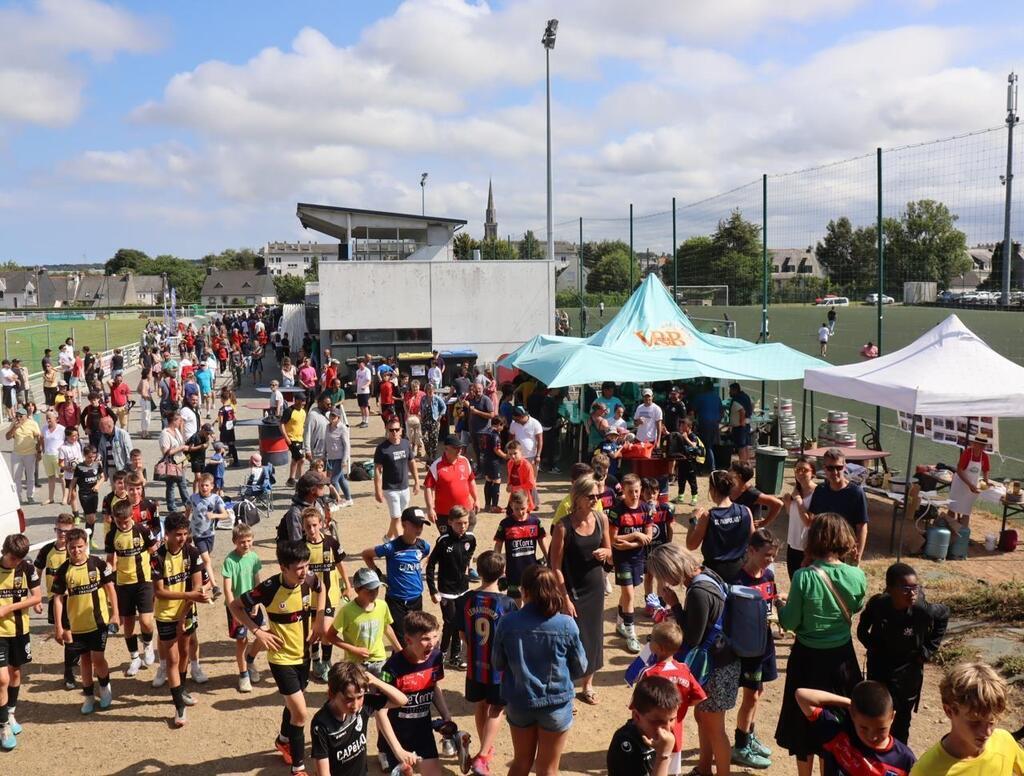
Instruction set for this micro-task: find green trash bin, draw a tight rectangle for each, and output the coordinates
[755,445,789,495]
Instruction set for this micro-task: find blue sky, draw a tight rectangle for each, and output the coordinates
[0,0,1021,264]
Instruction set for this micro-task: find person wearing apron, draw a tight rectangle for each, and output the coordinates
[947,434,991,527]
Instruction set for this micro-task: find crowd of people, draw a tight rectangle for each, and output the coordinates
[0,316,1021,776]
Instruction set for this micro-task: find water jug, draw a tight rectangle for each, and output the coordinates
[924,524,951,561]
[947,526,970,560]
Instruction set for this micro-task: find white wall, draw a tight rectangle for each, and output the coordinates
[318,260,555,361]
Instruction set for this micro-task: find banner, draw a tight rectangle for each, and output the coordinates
[897,413,999,453]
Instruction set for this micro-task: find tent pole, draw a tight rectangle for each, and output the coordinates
[776,381,781,446]
[896,416,918,562]
[578,387,585,463]
[810,391,815,446]
[800,388,807,454]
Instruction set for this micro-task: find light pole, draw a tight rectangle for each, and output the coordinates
[542,19,558,263]
[1001,72,1018,306]
[420,172,428,215]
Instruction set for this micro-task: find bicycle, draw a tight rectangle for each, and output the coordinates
[860,416,891,474]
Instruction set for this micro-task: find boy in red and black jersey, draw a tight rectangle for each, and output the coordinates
[607,473,652,655]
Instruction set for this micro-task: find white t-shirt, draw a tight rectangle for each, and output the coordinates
[355,366,371,395]
[0,368,15,388]
[43,424,66,456]
[206,355,218,374]
[427,366,442,389]
[633,401,664,443]
[511,417,544,460]
[787,491,814,551]
[58,348,74,370]
[610,417,628,434]
[818,326,830,343]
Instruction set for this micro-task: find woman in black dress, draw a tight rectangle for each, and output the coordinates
[549,475,612,705]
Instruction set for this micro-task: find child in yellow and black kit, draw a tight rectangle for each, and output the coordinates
[34,513,78,689]
[300,506,349,682]
[0,533,42,750]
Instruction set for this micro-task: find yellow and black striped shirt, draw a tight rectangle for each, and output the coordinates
[306,537,346,612]
[33,541,68,597]
[0,560,40,638]
[240,573,322,666]
[51,557,113,634]
[151,545,204,623]
[105,524,157,586]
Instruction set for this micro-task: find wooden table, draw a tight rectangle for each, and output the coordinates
[1000,497,1024,535]
[798,446,892,463]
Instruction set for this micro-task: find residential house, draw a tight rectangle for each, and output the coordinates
[0,269,61,309]
[200,268,278,306]
[770,247,824,289]
[260,241,338,277]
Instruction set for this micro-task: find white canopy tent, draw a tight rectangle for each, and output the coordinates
[803,314,1024,557]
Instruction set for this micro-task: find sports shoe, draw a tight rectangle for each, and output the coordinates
[731,744,771,769]
[604,575,613,595]
[153,663,168,688]
[98,682,113,709]
[468,569,480,583]
[173,709,188,728]
[238,673,253,693]
[64,672,77,690]
[0,722,15,750]
[143,643,156,666]
[181,690,197,706]
[276,737,294,765]
[456,731,472,773]
[286,478,296,487]
[446,655,467,670]
[470,755,492,775]
[749,732,772,758]
[126,655,143,677]
[191,661,209,684]
[441,737,457,757]
[340,499,354,508]
[212,585,222,600]
[690,494,699,506]
[81,695,96,715]
[8,714,21,735]
[313,660,329,682]
[625,633,642,654]
[615,615,627,638]
[247,664,261,683]
[674,494,687,504]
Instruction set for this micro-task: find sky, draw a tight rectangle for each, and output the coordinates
[0,0,1021,264]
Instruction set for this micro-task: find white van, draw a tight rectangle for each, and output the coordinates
[0,454,26,547]
[816,296,850,307]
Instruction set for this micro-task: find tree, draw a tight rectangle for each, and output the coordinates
[815,217,880,294]
[586,248,639,293]
[453,232,479,261]
[105,248,149,275]
[479,238,517,261]
[518,230,543,260]
[983,241,1023,290]
[0,261,21,271]
[662,235,713,288]
[147,255,204,305]
[305,255,319,281]
[885,200,970,292]
[201,248,262,271]
[580,240,630,270]
[274,274,306,303]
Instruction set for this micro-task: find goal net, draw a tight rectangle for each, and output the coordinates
[674,285,729,307]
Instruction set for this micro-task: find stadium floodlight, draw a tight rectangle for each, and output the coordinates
[542,19,558,266]
[420,172,428,215]
[542,19,558,49]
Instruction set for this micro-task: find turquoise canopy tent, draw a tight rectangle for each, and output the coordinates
[501,275,828,387]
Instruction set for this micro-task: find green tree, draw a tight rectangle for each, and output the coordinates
[479,238,517,261]
[146,255,204,305]
[518,230,543,260]
[676,211,763,305]
[0,260,22,271]
[305,255,319,280]
[885,200,970,292]
[580,240,630,270]
[201,248,262,271]
[274,274,306,303]
[983,241,1023,290]
[105,248,149,275]
[586,248,639,293]
[453,232,479,261]
[814,217,881,294]
[662,235,713,288]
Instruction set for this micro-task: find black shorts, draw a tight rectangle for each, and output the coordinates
[614,553,645,587]
[289,441,304,462]
[68,629,108,655]
[465,677,504,707]
[357,393,370,408]
[226,605,265,640]
[80,492,99,516]
[383,722,438,769]
[156,619,184,642]
[270,662,310,696]
[0,635,32,668]
[1,386,14,409]
[116,582,155,616]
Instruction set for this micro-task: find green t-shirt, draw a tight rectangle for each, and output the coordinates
[221,550,262,599]
[777,559,866,649]
[333,599,394,663]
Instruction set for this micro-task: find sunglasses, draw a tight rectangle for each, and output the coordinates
[824,464,845,472]
[898,584,921,593]
[387,427,402,432]
[586,493,600,501]
[55,528,70,535]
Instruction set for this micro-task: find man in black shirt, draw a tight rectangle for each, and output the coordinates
[607,675,678,776]
[661,386,688,441]
[310,662,414,776]
[808,448,869,562]
[373,423,420,540]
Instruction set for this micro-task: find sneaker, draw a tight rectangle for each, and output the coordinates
[173,709,188,728]
[212,585,223,600]
[153,663,168,688]
[181,690,197,707]
[604,575,613,595]
[81,695,96,715]
[64,672,77,690]
[191,661,209,684]
[0,722,15,751]
[340,499,354,508]
[126,655,143,677]
[286,478,296,487]
[247,664,261,684]
[615,616,627,638]
[470,755,492,776]
[98,682,113,709]
[674,494,687,504]
[690,494,699,506]
[468,569,480,583]
[731,744,772,769]
[749,732,772,758]
[275,737,294,765]
[238,674,253,693]
[143,643,156,666]
[441,737,457,757]
[8,715,21,735]
[446,655,467,671]
[625,633,642,654]
[456,731,472,773]
[313,660,329,682]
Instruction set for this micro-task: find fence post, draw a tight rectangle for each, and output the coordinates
[761,174,768,408]
[629,203,634,291]
[104,317,110,352]
[578,217,584,337]
[3,329,6,363]
[672,196,678,302]
[876,147,884,450]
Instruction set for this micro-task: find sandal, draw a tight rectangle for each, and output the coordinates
[577,689,598,705]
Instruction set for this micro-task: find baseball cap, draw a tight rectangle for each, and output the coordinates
[670,386,682,393]
[642,388,653,397]
[15,407,27,416]
[352,567,382,591]
[605,428,619,438]
[512,405,527,417]
[400,506,431,525]
[443,434,464,447]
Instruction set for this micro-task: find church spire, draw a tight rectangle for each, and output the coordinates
[484,178,497,241]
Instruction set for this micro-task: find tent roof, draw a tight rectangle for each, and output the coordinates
[803,314,1024,416]
[501,275,827,387]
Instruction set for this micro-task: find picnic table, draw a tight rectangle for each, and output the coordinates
[799,446,892,464]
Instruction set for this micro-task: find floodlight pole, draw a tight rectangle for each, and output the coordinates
[579,217,584,336]
[629,203,634,289]
[543,20,558,265]
[420,173,428,216]
[876,147,884,451]
[672,196,678,302]
[1002,72,1018,306]
[761,174,768,409]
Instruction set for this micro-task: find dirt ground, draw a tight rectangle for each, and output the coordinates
[5,384,1024,775]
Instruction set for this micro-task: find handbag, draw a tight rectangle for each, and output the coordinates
[154,455,183,482]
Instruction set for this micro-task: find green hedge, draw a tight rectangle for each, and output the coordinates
[555,290,628,308]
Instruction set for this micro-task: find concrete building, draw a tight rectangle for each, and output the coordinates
[200,268,278,306]
[260,241,339,277]
[297,203,555,363]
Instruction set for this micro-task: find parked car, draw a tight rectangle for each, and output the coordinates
[815,296,849,307]
[0,454,25,547]
[864,293,895,305]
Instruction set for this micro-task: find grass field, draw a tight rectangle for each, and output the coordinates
[0,317,152,370]
[567,302,1024,478]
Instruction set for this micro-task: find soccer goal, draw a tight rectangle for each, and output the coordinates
[674,285,729,307]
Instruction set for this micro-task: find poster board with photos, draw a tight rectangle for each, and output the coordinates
[896,413,999,453]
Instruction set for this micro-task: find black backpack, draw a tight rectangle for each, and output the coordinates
[234,499,261,527]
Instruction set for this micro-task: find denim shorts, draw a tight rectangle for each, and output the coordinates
[505,699,574,733]
[194,534,215,555]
